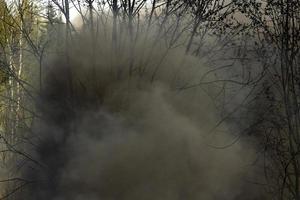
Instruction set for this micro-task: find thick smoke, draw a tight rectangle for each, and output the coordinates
[18,20,265,199]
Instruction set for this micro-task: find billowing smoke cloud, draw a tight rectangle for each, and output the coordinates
[16,19,266,199]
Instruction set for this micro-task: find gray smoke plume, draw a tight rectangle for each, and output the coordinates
[16,20,266,199]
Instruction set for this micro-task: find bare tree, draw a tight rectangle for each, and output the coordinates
[233,0,300,198]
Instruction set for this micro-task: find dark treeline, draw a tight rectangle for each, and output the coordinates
[0,0,299,199]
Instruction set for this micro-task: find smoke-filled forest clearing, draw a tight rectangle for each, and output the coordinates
[0,0,299,199]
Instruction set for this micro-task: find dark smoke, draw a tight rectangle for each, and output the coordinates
[16,20,266,199]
